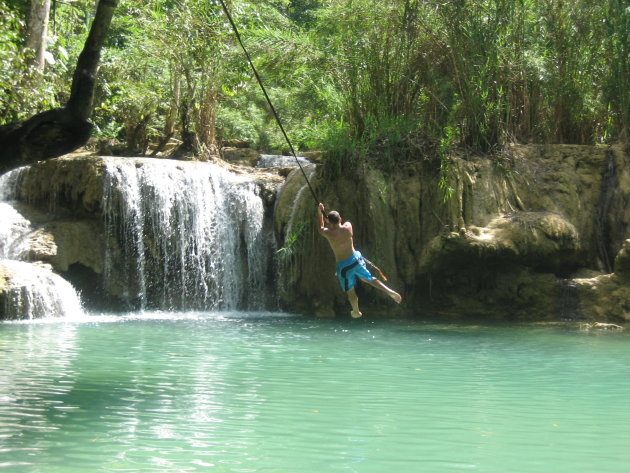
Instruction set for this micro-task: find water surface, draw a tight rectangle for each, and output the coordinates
[1,312,629,472]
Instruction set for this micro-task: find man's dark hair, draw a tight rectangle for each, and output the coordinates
[327,211,340,224]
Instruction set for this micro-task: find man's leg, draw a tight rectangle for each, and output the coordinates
[346,288,362,318]
[362,278,402,303]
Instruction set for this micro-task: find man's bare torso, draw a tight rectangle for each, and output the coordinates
[323,223,355,262]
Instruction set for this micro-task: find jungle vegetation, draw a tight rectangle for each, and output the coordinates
[1,0,628,174]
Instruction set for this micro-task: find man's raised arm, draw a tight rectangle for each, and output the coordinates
[317,203,327,235]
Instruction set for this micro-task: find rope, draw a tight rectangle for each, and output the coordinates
[219,1,388,282]
[363,257,388,281]
[218,0,320,205]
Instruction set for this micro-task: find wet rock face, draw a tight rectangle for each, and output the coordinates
[424,211,582,275]
[614,239,630,276]
[416,211,582,319]
[275,144,629,320]
[574,274,630,323]
[9,220,105,274]
[0,144,627,321]
[573,239,630,323]
[0,198,105,273]
[7,154,106,216]
[222,147,259,167]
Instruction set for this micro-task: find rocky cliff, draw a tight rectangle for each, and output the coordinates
[275,145,630,322]
[0,145,628,321]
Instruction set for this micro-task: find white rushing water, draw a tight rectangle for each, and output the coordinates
[0,169,84,320]
[0,260,83,320]
[0,202,33,260]
[0,166,23,201]
[101,158,274,311]
[0,157,274,317]
[257,154,312,168]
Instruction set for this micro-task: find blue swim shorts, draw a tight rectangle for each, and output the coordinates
[336,250,373,292]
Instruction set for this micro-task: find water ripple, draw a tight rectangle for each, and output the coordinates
[1,316,629,472]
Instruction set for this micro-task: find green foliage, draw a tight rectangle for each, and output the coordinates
[0,3,59,123]
[216,1,333,152]
[601,0,629,140]
[438,126,456,202]
[311,0,626,175]
[0,0,626,168]
[0,4,26,123]
[1,0,97,124]
[276,220,307,260]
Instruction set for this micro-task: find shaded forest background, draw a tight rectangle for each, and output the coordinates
[1,0,628,175]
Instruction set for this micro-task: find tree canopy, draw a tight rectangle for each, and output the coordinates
[1,0,627,171]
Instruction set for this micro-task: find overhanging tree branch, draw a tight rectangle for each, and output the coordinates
[0,0,118,172]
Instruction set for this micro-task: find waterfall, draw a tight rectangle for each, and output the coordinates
[0,169,85,320]
[0,166,24,201]
[0,260,83,320]
[257,154,312,168]
[595,149,617,272]
[557,279,581,321]
[101,158,275,311]
[284,165,317,245]
[0,202,33,260]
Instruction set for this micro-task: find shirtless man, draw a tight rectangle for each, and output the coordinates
[317,203,402,318]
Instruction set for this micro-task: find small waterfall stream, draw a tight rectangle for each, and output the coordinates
[0,260,83,320]
[595,149,617,272]
[0,169,84,319]
[257,154,312,168]
[101,158,275,311]
[0,202,33,260]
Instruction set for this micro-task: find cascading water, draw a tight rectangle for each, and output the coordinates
[257,154,312,168]
[101,158,275,311]
[284,165,317,245]
[0,260,83,320]
[0,169,85,320]
[595,149,618,272]
[0,202,33,260]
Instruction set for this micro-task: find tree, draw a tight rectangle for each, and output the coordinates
[0,0,118,172]
[25,0,52,71]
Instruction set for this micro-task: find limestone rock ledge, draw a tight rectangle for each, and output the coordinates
[421,212,581,275]
[0,144,627,321]
[0,153,285,316]
[574,240,630,322]
[6,153,106,216]
[275,144,629,321]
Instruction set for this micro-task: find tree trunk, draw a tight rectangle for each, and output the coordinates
[25,0,52,71]
[0,0,118,172]
[195,83,219,158]
[125,113,151,156]
[151,69,181,156]
[66,0,118,121]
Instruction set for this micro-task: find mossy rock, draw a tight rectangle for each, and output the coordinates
[614,239,630,276]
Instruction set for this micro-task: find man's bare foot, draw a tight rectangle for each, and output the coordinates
[389,292,402,304]
[351,310,363,318]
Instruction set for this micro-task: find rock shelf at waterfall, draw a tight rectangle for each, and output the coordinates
[0,155,282,319]
[0,145,628,322]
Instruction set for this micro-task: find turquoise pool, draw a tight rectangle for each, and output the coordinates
[1,312,629,472]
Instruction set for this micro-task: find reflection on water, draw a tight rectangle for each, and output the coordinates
[1,313,629,473]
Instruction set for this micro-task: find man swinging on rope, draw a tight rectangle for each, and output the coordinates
[317,203,402,318]
[218,1,400,317]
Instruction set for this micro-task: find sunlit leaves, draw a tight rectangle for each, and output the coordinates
[0,0,625,160]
